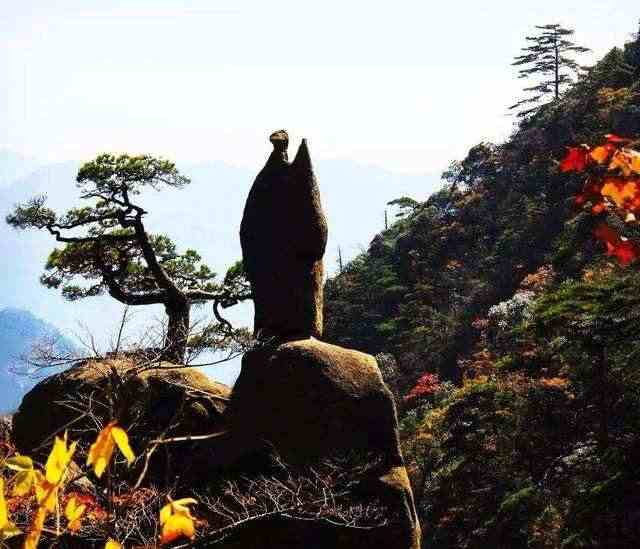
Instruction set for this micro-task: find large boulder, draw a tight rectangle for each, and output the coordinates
[227,339,401,462]
[219,338,421,549]
[12,359,230,473]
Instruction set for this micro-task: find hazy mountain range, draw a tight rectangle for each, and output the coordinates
[0,150,39,189]
[0,307,75,413]
[0,148,442,390]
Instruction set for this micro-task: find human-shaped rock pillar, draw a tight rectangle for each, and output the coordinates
[240,130,328,340]
[233,130,421,548]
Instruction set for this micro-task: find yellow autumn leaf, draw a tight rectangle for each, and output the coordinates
[0,479,8,528]
[160,514,196,545]
[45,433,77,485]
[35,471,59,513]
[12,469,37,497]
[0,478,21,540]
[87,422,136,478]
[105,539,122,549]
[159,497,197,545]
[24,506,46,549]
[6,454,37,497]
[5,454,34,472]
[159,498,197,525]
[87,423,115,478]
[159,504,172,527]
[111,426,135,465]
[64,496,87,533]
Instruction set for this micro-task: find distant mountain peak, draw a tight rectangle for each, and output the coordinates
[0,307,75,413]
[0,149,39,188]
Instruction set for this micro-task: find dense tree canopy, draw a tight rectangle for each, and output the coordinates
[325,25,640,549]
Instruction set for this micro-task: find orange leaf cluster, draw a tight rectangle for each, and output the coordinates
[539,377,569,390]
[600,177,640,213]
[561,134,640,265]
[160,497,198,545]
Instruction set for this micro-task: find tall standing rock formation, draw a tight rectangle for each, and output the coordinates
[229,131,421,548]
[240,130,328,341]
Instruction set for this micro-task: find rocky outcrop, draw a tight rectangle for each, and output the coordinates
[225,131,421,548]
[240,130,328,340]
[223,337,421,548]
[228,338,403,464]
[12,359,230,467]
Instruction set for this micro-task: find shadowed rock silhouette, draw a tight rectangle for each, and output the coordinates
[240,129,328,341]
[229,130,421,548]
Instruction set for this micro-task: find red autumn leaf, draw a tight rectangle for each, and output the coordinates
[593,222,640,266]
[593,222,620,248]
[405,373,441,401]
[560,146,590,173]
[610,239,640,266]
[605,133,632,144]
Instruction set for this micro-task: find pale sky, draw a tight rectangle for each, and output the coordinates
[2,1,637,175]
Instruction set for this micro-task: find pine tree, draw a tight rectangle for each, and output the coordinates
[510,24,590,117]
[6,154,251,363]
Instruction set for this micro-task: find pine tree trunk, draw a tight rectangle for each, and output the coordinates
[163,297,190,363]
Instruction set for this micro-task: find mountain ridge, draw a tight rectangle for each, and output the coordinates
[0,307,75,413]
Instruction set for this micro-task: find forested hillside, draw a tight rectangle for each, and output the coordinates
[324,32,640,548]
